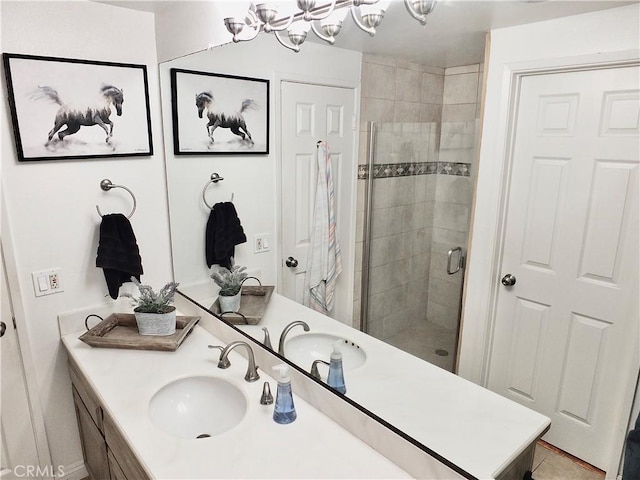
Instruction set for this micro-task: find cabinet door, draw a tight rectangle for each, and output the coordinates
[72,388,110,480]
[104,411,150,480]
[107,451,127,480]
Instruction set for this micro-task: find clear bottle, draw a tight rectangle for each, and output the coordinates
[327,341,346,394]
[272,364,297,424]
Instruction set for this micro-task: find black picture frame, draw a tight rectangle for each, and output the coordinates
[171,68,269,155]
[2,53,153,162]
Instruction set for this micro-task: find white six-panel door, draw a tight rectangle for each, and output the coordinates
[487,66,639,469]
[280,81,356,323]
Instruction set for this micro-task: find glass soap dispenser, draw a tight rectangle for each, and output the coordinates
[272,364,297,424]
[327,341,347,394]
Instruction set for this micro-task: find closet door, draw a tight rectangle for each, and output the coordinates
[487,65,639,468]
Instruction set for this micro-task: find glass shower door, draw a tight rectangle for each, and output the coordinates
[360,121,474,372]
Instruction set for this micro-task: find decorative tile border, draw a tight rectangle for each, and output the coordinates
[357,162,470,179]
[438,162,471,176]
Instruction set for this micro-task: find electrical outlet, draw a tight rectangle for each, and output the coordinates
[31,268,64,297]
[49,272,60,289]
[253,233,271,254]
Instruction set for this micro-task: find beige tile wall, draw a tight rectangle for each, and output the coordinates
[354,54,444,334]
[426,64,483,332]
[354,55,483,347]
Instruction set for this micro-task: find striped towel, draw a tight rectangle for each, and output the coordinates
[303,141,342,314]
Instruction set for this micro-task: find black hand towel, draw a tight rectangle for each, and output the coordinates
[96,213,144,299]
[205,202,247,269]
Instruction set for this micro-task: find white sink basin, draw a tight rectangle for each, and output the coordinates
[149,376,247,439]
[284,333,366,372]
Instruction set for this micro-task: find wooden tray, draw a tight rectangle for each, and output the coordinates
[211,285,274,325]
[78,313,200,351]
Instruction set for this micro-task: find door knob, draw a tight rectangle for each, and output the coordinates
[0,321,6,338]
[501,274,517,286]
[285,257,299,268]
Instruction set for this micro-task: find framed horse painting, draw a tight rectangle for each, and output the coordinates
[2,53,153,161]
[171,68,269,155]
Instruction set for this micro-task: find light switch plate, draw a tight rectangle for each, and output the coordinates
[253,233,271,254]
[31,268,64,297]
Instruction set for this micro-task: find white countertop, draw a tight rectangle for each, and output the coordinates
[187,291,551,480]
[62,324,412,479]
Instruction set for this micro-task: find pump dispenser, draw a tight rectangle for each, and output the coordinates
[327,341,347,394]
[272,364,297,424]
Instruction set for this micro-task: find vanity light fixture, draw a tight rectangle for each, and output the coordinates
[223,0,437,52]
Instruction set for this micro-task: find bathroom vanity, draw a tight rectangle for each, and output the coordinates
[61,311,425,479]
[61,296,549,480]
[68,358,150,480]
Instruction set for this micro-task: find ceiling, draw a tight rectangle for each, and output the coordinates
[97,0,637,67]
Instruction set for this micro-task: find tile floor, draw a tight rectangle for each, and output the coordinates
[533,441,605,480]
[383,319,457,372]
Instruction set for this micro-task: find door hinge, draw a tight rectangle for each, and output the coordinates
[12,316,16,329]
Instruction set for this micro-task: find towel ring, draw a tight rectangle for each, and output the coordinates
[202,172,233,209]
[96,179,137,219]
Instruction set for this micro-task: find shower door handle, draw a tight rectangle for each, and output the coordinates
[447,247,465,275]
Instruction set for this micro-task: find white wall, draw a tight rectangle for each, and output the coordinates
[160,36,362,314]
[1,1,172,473]
[154,0,231,63]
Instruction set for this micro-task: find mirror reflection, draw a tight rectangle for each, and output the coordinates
[162,37,478,373]
[159,10,481,471]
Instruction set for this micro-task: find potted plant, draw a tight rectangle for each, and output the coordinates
[211,261,247,313]
[121,277,180,336]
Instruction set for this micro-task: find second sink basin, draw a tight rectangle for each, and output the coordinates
[285,333,366,372]
[149,376,247,439]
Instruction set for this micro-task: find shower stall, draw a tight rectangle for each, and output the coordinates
[358,119,477,372]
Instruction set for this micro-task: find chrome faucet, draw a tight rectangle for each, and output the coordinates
[278,320,310,356]
[208,341,260,382]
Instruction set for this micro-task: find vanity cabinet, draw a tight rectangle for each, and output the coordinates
[71,388,109,479]
[68,360,150,480]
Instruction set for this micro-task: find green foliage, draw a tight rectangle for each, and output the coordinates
[211,260,247,296]
[121,277,180,314]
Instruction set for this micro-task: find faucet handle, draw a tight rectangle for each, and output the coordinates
[262,327,273,349]
[310,359,330,380]
[208,345,230,368]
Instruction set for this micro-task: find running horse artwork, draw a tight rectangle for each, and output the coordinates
[195,91,258,146]
[30,84,124,146]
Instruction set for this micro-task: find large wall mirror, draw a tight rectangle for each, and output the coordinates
[159,29,481,473]
[158,1,629,475]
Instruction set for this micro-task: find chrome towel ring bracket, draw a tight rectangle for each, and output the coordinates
[202,172,233,209]
[96,179,137,219]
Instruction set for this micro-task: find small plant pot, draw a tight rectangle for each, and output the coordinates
[218,291,241,313]
[134,306,177,336]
